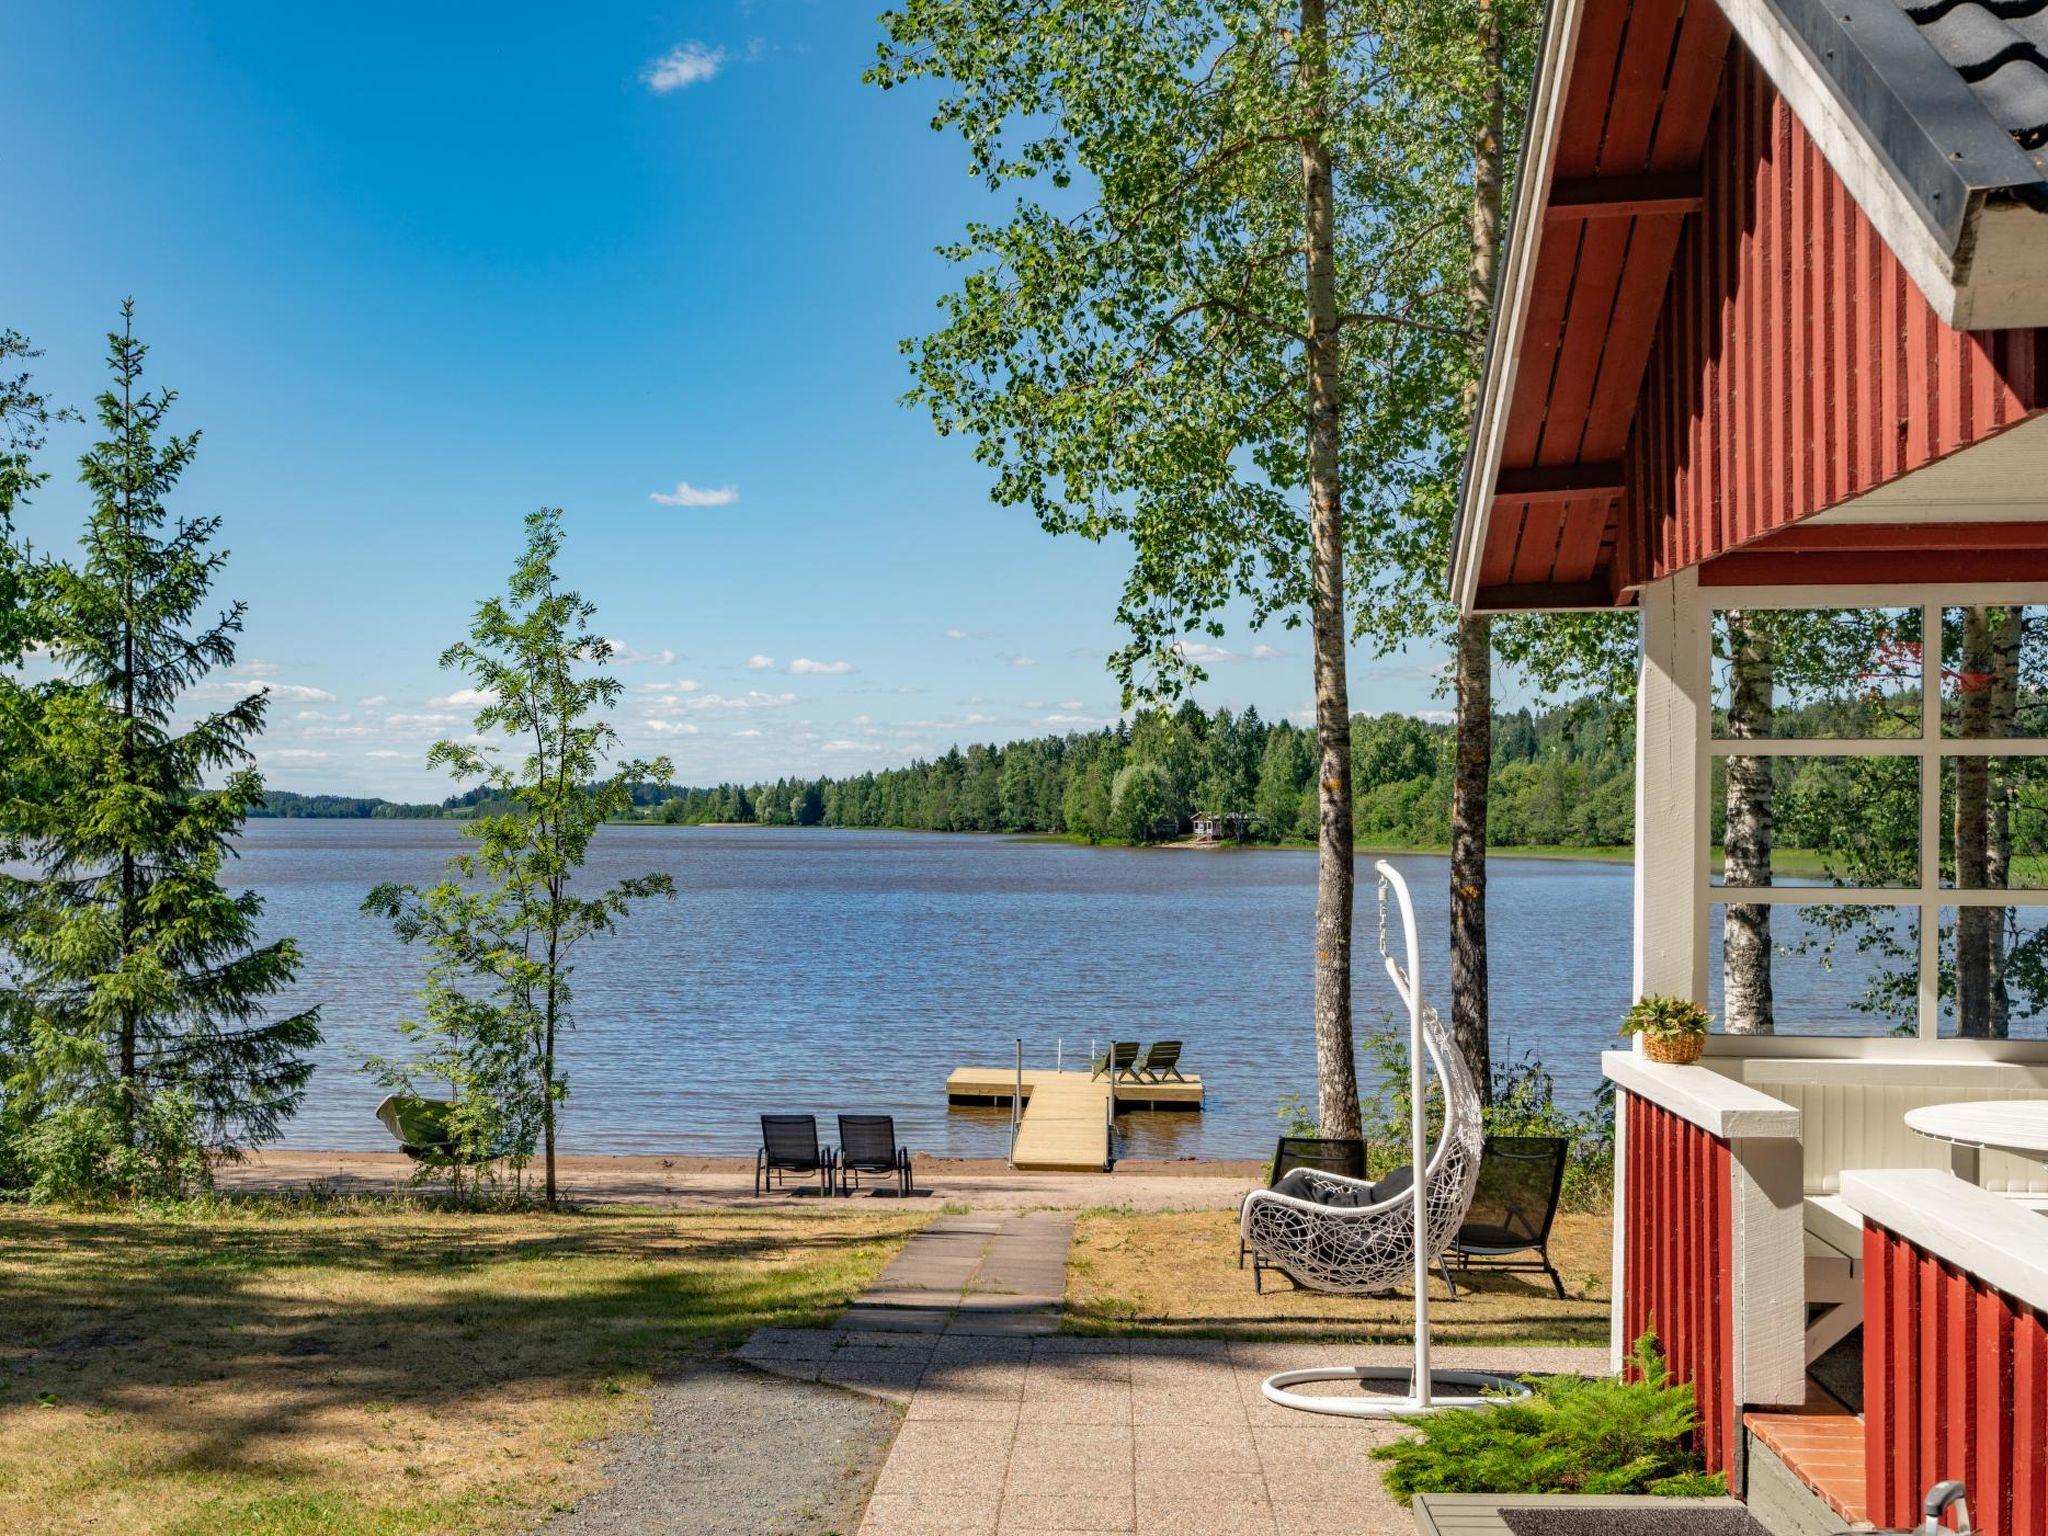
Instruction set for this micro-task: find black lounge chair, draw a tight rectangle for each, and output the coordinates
[756,1114,835,1196]
[837,1114,913,1196]
[1240,1136,1368,1276]
[1441,1135,1570,1299]
[1091,1041,1140,1082]
[1135,1040,1186,1082]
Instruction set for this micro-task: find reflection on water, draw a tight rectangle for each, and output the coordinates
[235,820,1645,1159]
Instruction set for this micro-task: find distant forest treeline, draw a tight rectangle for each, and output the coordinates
[261,700,1641,848]
[645,701,1635,846]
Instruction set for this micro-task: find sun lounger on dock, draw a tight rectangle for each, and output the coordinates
[1136,1040,1185,1082]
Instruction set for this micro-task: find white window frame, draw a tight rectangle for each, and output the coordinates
[1698,582,2048,1040]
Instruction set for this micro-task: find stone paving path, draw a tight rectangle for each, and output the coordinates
[736,1211,1609,1535]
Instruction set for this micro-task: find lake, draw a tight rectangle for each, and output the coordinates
[235,819,1637,1160]
[228,819,1910,1159]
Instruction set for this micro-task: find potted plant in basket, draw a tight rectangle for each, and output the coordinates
[1621,994,1712,1065]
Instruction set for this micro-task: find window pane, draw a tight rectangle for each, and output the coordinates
[1937,906,2048,1038]
[1940,606,2048,738]
[1709,903,1918,1036]
[1711,755,1919,888]
[1711,607,1921,740]
[1939,756,2048,889]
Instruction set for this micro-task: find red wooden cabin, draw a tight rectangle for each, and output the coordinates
[1458,0,2048,1526]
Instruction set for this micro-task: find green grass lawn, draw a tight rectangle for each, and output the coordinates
[0,1198,923,1536]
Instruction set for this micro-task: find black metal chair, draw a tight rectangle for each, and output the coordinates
[1136,1040,1186,1082]
[837,1114,913,1196]
[1442,1134,1570,1299]
[756,1114,835,1196]
[1241,1135,1369,1279]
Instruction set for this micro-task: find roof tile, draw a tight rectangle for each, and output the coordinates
[1895,0,2048,150]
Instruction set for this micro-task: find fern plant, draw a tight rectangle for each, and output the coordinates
[1371,1332,1728,1502]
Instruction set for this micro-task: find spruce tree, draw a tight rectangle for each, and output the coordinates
[0,304,318,1194]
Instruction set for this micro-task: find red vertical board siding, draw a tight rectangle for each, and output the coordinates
[1863,1223,2048,1535]
[1622,1093,1737,1478]
[1624,50,2048,586]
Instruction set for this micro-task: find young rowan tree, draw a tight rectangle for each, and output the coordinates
[366,509,674,1206]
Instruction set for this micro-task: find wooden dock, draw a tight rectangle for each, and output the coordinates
[946,1067,1204,1172]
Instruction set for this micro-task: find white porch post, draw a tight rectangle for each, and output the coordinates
[1633,568,1710,1002]
[1617,572,1711,1369]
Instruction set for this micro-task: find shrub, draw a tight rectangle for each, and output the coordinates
[1371,1332,1728,1501]
[1333,1025,1615,1210]
[14,1084,210,1204]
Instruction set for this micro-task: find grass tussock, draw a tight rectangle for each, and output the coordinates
[0,1198,924,1536]
[1064,1207,1610,1343]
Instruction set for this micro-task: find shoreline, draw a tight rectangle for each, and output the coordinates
[219,1148,1271,1212]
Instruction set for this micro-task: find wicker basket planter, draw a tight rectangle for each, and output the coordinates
[1641,1032,1706,1065]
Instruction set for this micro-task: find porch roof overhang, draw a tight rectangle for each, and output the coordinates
[1451,0,2048,617]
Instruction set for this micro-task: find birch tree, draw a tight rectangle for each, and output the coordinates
[873,0,1482,1134]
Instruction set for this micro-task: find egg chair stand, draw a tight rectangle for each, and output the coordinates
[1240,860,1530,1419]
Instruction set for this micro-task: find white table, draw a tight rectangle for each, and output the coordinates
[1904,1100,2048,1184]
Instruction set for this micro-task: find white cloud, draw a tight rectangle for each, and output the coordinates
[644,719,700,736]
[964,712,997,725]
[432,687,498,708]
[734,728,763,738]
[366,749,410,761]
[1059,699,1083,710]
[821,739,864,752]
[789,657,855,676]
[608,643,679,666]
[1175,639,1284,666]
[238,659,282,678]
[386,711,461,730]
[650,479,740,507]
[266,748,331,762]
[642,43,725,93]
[744,654,776,670]
[190,678,333,703]
[676,690,797,713]
[357,695,389,708]
[1001,654,1037,668]
[637,678,704,694]
[1044,712,1113,727]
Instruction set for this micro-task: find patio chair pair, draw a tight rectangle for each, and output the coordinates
[755,1113,914,1197]
[1089,1039,1186,1083]
[1238,1133,1569,1299]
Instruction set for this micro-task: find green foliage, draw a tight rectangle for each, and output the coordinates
[365,509,674,1204]
[0,306,317,1200]
[12,1083,207,1204]
[1372,1333,1728,1501]
[1276,1035,1613,1209]
[643,695,1643,851]
[868,0,1495,702]
[1621,994,1712,1041]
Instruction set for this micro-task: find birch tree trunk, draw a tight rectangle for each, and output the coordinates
[1987,607,2020,1036]
[1450,0,1506,1099]
[1301,0,1360,1138]
[1956,607,1997,1036]
[1723,610,1774,1033]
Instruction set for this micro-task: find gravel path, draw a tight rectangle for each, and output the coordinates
[545,1356,897,1536]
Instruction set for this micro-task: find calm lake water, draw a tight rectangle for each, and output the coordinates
[238,819,1644,1159]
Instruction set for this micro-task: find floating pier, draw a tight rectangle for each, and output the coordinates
[945,1067,1204,1172]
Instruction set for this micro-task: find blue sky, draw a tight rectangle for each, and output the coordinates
[2,1,1467,799]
